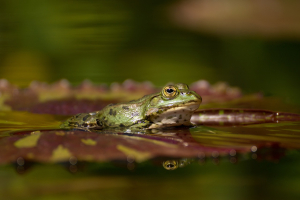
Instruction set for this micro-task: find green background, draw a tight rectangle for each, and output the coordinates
[1,0,300,105]
[1,1,300,199]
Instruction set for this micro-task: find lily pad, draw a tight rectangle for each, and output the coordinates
[0,79,299,165]
[1,79,255,115]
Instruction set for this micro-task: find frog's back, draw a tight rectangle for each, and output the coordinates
[61,93,156,130]
[96,101,148,128]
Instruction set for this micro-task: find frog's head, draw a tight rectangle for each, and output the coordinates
[146,83,202,129]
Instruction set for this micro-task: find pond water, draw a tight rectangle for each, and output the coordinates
[1,100,300,200]
[0,80,300,200]
[1,1,300,199]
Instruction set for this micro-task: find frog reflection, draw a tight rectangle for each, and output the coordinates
[163,158,194,170]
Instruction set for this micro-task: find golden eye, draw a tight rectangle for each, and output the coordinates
[162,160,178,170]
[162,85,178,99]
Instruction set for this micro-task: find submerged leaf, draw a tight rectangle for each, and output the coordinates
[0,120,26,125]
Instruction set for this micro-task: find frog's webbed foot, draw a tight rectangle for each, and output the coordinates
[130,119,151,129]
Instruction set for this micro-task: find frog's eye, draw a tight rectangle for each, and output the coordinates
[162,160,178,170]
[162,85,178,99]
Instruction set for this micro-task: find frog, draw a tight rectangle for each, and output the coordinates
[60,83,202,131]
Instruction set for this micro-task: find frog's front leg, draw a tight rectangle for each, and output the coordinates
[61,112,103,130]
[129,119,151,129]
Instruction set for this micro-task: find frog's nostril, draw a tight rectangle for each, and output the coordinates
[186,91,192,96]
[190,91,202,100]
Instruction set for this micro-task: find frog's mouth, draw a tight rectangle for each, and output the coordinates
[163,101,201,112]
[146,101,200,116]
[146,101,201,129]
[173,101,201,111]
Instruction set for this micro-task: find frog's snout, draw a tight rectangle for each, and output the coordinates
[189,91,202,103]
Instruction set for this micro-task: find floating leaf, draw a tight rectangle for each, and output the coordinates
[1,79,260,115]
[191,109,300,126]
[50,145,73,162]
[14,131,42,148]
[0,80,299,165]
[81,138,97,146]
[0,121,298,164]
[117,145,153,163]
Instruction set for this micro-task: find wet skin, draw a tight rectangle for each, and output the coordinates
[60,83,202,131]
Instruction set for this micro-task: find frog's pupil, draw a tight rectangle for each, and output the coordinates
[166,88,174,93]
[167,164,174,168]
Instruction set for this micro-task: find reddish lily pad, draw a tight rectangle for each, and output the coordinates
[1,79,255,115]
[0,130,236,164]
[1,120,300,165]
[0,79,300,165]
[191,109,300,126]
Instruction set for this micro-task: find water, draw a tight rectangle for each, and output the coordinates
[1,1,300,199]
[1,108,300,199]
[1,82,300,199]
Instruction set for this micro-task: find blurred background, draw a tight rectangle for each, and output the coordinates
[1,0,300,104]
[1,2,300,199]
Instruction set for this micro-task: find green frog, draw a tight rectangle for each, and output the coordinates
[60,83,202,131]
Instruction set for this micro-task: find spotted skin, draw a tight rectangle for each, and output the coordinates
[61,83,202,131]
